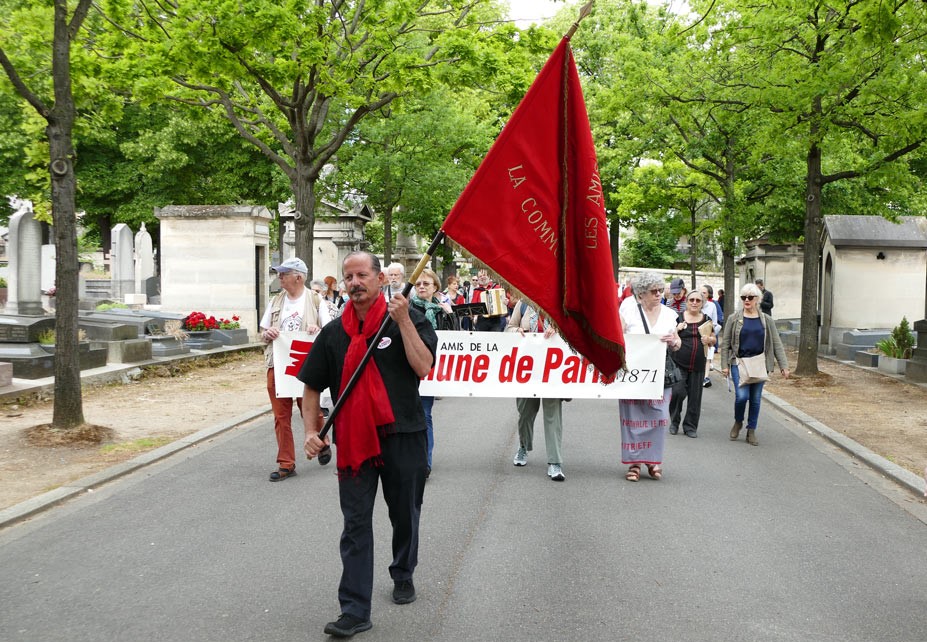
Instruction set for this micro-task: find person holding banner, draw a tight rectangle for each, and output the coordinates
[507,301,566,481]
[259,257,322,482]
[619,272,682,482]
[300,251,437,639]
[410,268,454,477]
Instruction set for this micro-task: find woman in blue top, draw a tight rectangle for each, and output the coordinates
[720,283,790,446]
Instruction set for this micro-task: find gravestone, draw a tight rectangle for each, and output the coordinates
[111,223,135,301]
[834,329,891,361]
[4,210,43,315]
[905,319,927,383]
[0,315,56,343]
[77,319,139,341]
[149,335,191,357]
[103,338,152,363]
[134,223,157,301]
[0,343,55,379]
[40,244,55,309]
[0,361,11,388]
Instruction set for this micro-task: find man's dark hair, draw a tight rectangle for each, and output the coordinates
[343,250,381,273]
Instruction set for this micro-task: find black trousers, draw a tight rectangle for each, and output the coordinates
[337,430,427,619]
[669,366,704,436]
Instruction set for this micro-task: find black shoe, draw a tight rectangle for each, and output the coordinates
[323,614,372,638]
[669,425,679,435]
[392,579,416,604]
[703,377,712,388]
[684,431,698,438]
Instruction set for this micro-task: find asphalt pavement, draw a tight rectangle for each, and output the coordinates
[1,382,926,641]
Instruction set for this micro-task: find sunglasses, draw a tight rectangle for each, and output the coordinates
[740,295,756,301]
[687,298,702,303]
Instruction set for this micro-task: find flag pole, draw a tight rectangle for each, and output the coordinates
[316,230,447,465]
[565,1,594,40]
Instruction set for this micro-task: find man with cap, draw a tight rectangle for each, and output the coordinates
[666,277,687,314]
[259,257,323,482]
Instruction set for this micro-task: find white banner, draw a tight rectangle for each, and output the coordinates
[420,331,665,399]
[271,330,666,400]
[272,331,319,398]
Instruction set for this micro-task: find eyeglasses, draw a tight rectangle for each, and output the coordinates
[741,295,756,301]
[649,289,662,296]
[415,281,435,287]
[688,298,702,303]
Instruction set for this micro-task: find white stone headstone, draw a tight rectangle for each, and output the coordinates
[111,223,135,300]
[5,210,43,315]
[41,244,56,292]
[134,222,155,298]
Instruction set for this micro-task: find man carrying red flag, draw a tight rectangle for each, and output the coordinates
[441,37,624,375]
[300,251,438,638]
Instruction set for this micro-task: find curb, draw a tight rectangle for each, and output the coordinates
[763,391,925,497]
[0,407,271,530]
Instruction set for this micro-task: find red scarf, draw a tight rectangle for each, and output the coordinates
[336,296,395,476]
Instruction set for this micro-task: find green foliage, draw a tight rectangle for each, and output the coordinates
[36,328,55,344]
[619,224,681,270]
[876,317,916,359]
[364,218,384,255]
[95,302,129,311]
[0,276,7,287]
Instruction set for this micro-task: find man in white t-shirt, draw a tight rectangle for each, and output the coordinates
[259,257,322,482]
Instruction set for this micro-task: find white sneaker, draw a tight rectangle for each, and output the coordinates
[513,447,528,466]
[547,464,565,481]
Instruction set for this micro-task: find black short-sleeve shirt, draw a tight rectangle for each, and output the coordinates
[297,306,438,433]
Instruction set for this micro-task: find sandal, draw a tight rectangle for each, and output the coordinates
[647,464,663,480]
[269,467,296,482]
[625,465,641,482]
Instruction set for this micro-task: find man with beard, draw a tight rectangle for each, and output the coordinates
[300,251,437,638]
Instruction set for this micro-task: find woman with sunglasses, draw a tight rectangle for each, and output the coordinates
[618,271,682,481]
[669,290,717,438]
[410,268,454,476]
[720,283,790,445]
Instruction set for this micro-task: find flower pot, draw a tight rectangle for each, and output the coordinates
[878,356,907,375]
[211,328,249,345]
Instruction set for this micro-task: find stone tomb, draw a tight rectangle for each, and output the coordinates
[833,329,891,361]
[0,340,108,379]
[77,318,152,364]
[0,315,55,343]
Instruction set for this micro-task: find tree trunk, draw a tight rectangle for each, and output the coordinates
[292,166,316,280]
[383,207,394,265]
[49,0,84,428]
[795,132,824,377]
[722,249,735,321]
[689,207,697,289]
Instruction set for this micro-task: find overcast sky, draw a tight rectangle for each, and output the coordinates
[507,0,567,27]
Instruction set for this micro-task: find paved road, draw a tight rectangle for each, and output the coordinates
[1,385,926,641]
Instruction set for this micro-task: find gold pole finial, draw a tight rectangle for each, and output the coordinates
[565,1,594,40]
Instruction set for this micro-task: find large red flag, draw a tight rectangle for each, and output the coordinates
[442,38,625,374]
